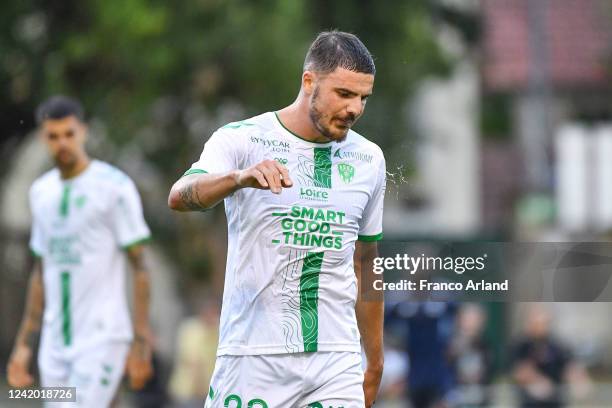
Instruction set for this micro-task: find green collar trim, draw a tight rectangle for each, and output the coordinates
[274,112,331,145]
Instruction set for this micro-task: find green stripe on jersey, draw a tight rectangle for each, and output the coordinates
[61,271,71,346]
[300,252,323,352]
[182,168,208,177]
[313,147,332,188]
[121,235,152,250]
[59,184,71,217]
[358,232,384,242]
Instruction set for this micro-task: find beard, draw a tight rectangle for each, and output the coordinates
[308,86,355,143]
[54,149,78,170]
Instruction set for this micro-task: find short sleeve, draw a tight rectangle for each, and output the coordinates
[29,188,44,257]
[111,179,151,249]
[184,129,241,176]
[358,155,386,242]
[29,217,44,258]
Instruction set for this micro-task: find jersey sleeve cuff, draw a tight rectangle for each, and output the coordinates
[121,236,152,250]
[30,248,42,258]
[357,232,383,242]
[182,168,208,177]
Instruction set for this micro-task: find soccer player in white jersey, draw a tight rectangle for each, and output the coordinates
[169,31,385,408]
[6,96,154,407]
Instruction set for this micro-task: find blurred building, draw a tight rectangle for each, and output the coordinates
[481,0,612,235]
[384,0,482,239]
[480,0,612,401]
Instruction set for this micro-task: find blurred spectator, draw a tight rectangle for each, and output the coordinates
[447,304,493,407]
[168,299,219,408]
[511,305,591,408]
[400,301,457,408]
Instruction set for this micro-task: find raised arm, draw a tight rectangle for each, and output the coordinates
[7,259,44,388]
[167,160,292,212]
[354,240,384,408]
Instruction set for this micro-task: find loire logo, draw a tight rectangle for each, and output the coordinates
[295,148,332,202]
[337,163,355,184]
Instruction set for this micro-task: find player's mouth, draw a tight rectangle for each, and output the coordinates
[334,118,353,128]
[56,150,74,163]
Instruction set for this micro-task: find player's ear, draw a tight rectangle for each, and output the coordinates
[37,123,50,144]
[302,71,315,95]
[77,121,88,142]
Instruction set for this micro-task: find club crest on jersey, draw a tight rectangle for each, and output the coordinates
[75,195,87,208]
[337,163,355,184]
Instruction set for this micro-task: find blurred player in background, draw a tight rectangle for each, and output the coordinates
[169,31,385,407]
[6,95,154,407]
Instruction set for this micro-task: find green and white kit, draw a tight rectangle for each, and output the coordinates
[29,159,150,393]
[204,351,365,408]
[186,112,386,357]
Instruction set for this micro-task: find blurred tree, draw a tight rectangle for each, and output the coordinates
[0,0,450,287]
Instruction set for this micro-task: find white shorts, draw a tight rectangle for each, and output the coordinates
[204,352,364,408]
[38,340,130,408]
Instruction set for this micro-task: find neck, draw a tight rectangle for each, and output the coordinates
[277,98,329,143]
[59,155,91,180]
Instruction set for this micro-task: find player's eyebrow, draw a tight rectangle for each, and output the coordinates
[335,87,372,98]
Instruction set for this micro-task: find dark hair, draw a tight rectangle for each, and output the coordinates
[35,95,85,124]
[303,30,375,75]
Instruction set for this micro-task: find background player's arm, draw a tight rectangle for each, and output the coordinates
[168,160,292,211]
[126,244,153,390]
[354,241,384,407]
[7,259,44,387]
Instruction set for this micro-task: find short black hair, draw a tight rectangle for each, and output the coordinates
[303,30,375,75]
[35,95,85,124]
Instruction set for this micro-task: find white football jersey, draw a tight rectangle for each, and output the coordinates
[186,112,386,355]
[29,160,151,352]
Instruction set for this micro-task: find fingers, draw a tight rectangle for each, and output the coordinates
[257,160,292,193]
[128,360,153,390]
[258,165,280,193]
[272,161,293,187]
[242,160,292,193]
[7,363,33,388]
[251,169,268,189]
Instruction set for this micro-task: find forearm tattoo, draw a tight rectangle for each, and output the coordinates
[178,180,204,210]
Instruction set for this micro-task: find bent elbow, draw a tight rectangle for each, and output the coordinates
[167,188,183,211]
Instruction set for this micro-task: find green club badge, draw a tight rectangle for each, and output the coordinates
[75,195,87,208]
[337,163,355,184]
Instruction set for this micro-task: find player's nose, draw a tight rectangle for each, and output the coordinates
[345,98,362,118]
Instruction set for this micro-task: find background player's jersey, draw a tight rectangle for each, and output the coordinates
[186,112,386,355]
[29,160,150,353]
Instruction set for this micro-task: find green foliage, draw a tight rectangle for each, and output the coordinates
[1,0,449,149]
[481,93,512,139]
[0,0,451,282]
